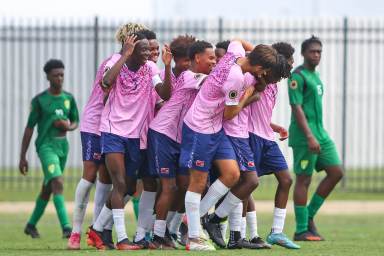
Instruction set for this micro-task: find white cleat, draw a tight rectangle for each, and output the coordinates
[186,238,216,251]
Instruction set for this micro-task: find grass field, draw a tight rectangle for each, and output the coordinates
[0,212,383,256]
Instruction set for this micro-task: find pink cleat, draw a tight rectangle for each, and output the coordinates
[67,232,81,250]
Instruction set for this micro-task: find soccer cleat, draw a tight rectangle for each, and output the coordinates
[308,219,325,241]
[62,227,72,239]
[101,229,115,250]
[151,235,175,249]
[227,236,243,249]
[178,222,188,246]
[247,236,272,249]
[134,237,157,249]
[164,228,177,249]
[219,220,228,241]
[267,232,300,249]
[67,232,81,250]
[202,215,226,248]
[115,238,142,250]
[86,227,106,250]
[86,226,95,247]
[294,231,322,241]
[186,238,216,251]
[24,224,40,239]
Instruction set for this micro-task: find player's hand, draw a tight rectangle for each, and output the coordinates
[308,136,321,154]
[162,44,172,66]
[277,127,289,141]
[243,86,256,99]
[53,119,70,131]
[122,35,138,59]
[19,157,28,175]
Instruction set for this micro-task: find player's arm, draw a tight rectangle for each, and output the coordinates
[288,73,320,153]
[19,97,40,175]
[270,123,288,141]
[223,86,255,120]
[243,91,260,108]
[154,44,172,101]
[232,38,254,51]
[102,35,137,88]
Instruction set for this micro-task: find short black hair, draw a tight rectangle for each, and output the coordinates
[215,40,230,51]
[272,42,295,59]
[188,40,213,60]
[170,34,196,59]
[43,59,64,74]
[140,29,157,40]
[270,54,292,79]
[133,31,148,41]
[301,35,322,54]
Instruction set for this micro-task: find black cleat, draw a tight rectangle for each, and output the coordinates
[24,224,40,238]
[178,222,188,246]
[102,229,115,250]
[202,214,226,248]
[151,235,175,249]
[226,231,243,249]
[308,219,325,241]
[62,227,72,239]
[294,230,322,241]
[247,236,272,249]
[164,228,177,249]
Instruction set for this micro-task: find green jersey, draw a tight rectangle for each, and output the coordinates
[27,90,79,151]
[287,65,329,147]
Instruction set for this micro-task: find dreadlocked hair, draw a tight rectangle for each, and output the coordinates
[115,23,148,44]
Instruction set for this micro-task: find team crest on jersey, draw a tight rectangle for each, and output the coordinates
[48,164,55,173]
[64,100,70,109]
[93,153,102,160]
[160,168,170,174]
[195,160,205,167]
[290,80,298,90]
[229,90,238,99]
[300,160,309,170]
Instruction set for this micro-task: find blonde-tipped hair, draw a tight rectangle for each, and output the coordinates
[115,23,148,44]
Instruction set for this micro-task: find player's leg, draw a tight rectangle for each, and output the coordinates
[292,146,322,241]
[308,140,343,238]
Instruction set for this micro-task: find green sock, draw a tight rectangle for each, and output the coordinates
[53,194,70,229]
[294,205,308,234]
[28,196,49,226]
[132,196,140,220]
[307,193,325,219]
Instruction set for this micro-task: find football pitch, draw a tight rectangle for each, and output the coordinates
[1,213,383,256]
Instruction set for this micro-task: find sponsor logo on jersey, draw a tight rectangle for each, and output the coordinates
[195,160,205,167]
[160,168,169,174]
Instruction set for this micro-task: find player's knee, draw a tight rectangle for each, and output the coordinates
[113,179,127,195]
[50,177,64,194]
[223,169,240,187]
[331,168,344,182]
[279,175,293,189]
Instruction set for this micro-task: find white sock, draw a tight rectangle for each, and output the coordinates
[93,205,112,232]
[215,192,242,218]
[112,209,127,243]
[154,219,167,237]
[228,202,243,232]
[72,178,93,233]
[135,191,156,241]
[271,207,286,234]
[246,211,259,239]
[240,217,246,239]
[185,191,201,239]
[104,217,113,231]
[166,211,176,227]
[93,180,112,224]
[200,179,229,217]
[169,212,184,235]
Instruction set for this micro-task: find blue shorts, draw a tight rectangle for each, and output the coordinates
[147,129,189,178]
[249,133,288,176]
[179,123,236,172]
[227,136,256,172]
[80,132,104,164]
[101,132,141,178]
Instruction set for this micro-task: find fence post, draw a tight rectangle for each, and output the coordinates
[341,16,349,188]
[94,16,99,76]
[218,17,223,43]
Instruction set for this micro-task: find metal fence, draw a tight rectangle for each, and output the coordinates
[1,16,383,192]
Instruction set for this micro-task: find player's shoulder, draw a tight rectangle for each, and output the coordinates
[62,90,76,100]
[32,90,48,102]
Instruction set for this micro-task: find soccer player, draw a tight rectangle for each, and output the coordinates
[215,40,230,62]
[288,36,343,241]
[19,59,79,239]
[87,31,172,250]
[133,34,196,247]
[179,39,280,251]
[141,29,160,63]
[147,40,216,249]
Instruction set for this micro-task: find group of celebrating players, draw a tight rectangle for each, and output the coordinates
[19,22,344,251]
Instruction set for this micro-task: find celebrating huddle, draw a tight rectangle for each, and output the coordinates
[19,22,344,251]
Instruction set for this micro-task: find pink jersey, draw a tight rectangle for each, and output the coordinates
[248,83,278,141]
[223,73,257,138]
[99,60,161,138]
[184,41,246,134]
[150,70,207,143]
[80,53,121,135]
